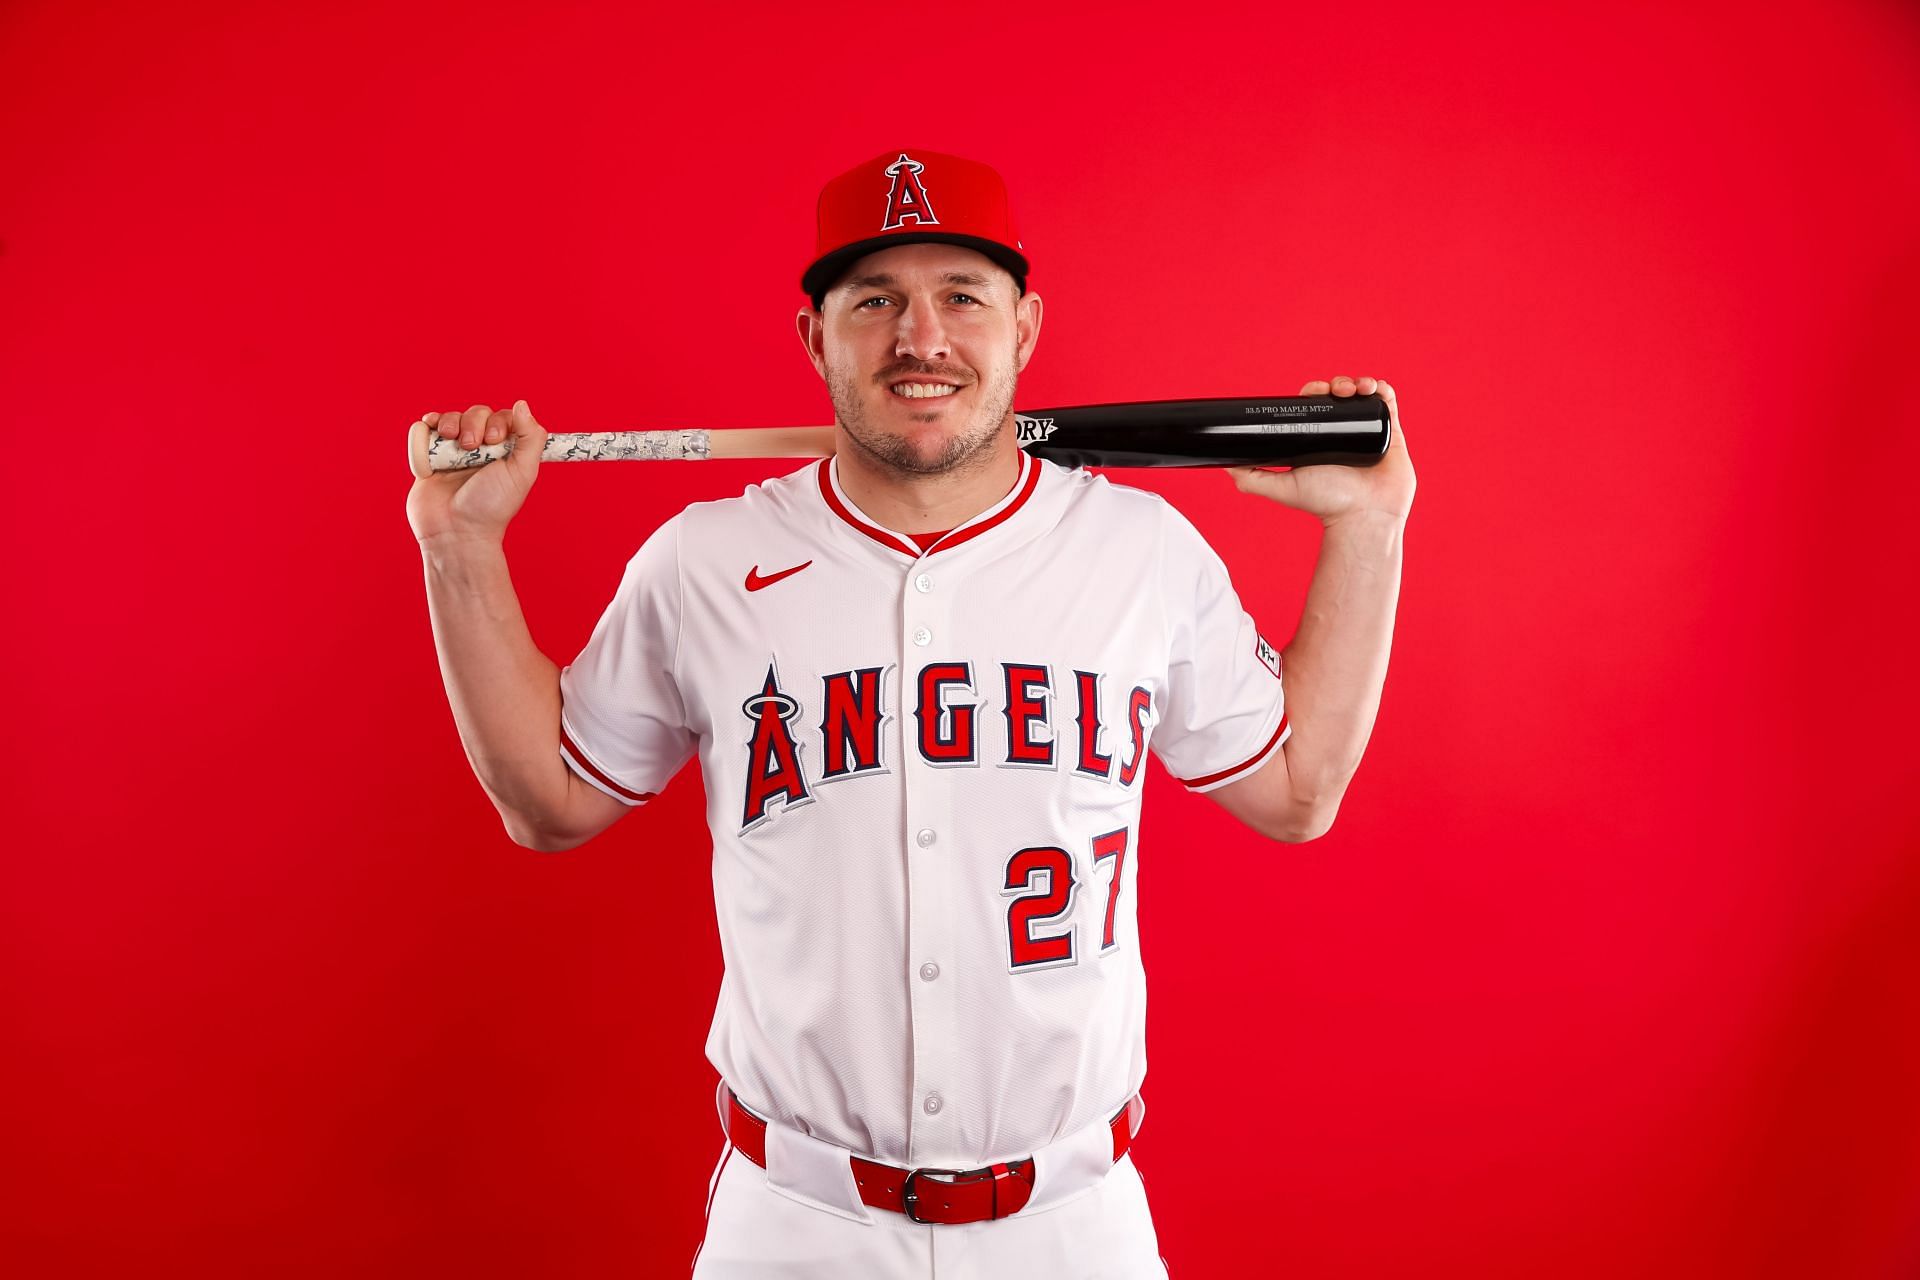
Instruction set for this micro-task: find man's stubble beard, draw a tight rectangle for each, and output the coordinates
[827,345,1018,481]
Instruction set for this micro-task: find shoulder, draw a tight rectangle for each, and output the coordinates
[1045,463,1213,553]
[680,459,819,522]
[657,460,823,552]
[603,462,820,587]
[1045,462,1178,531]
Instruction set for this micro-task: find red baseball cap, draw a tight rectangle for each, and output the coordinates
[801,148,1029,307]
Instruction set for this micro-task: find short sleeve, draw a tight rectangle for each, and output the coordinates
[557,515,698,806]
[1150,502,1290,793]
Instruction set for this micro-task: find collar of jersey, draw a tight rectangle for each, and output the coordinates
[817,450,1043,560]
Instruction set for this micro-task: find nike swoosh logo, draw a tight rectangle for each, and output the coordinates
[745,560,813,592]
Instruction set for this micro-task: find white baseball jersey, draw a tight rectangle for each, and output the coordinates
[557,450,1288,1171]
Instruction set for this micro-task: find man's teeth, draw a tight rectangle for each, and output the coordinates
[891,383,959,399]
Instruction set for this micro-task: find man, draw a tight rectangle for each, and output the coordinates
[406,148,1414,1278]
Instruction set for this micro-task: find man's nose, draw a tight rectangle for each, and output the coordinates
[894,295,951,362]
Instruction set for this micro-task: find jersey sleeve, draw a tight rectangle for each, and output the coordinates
[556,514,698,806]
[1149,501,1290,793]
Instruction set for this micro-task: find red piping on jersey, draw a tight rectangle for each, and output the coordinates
[817,460,914,555]
[930,454,1041,554]
[817,452,1039,559]
[1172,712,1290,789]
[560,726,656,803]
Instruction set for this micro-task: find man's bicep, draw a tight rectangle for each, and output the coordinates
[550,512,695,845]
[1201,744,1323,843]
[548,763,644,849]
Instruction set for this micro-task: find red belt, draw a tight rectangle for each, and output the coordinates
[723,1089,1136,1225]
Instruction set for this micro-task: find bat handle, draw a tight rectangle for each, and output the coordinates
[407,423,716,478]
[408,420,508,478]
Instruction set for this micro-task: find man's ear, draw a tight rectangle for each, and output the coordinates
[796,306,827,380]
[1013,290,1043,374]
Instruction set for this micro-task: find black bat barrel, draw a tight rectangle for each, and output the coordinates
[1013,393,1391,469]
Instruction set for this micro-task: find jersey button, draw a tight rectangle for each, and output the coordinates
[923,1094,944,1116]
[919,961,940,982]
[912,626,932,646]
[914,573,933,593]
[915,828,936,848]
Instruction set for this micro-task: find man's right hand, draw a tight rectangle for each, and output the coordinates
[406,399,548,545]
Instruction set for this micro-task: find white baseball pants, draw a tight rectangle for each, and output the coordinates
[689,1139,1172,1278]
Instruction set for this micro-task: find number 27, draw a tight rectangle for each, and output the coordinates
[1002,827,1130,972]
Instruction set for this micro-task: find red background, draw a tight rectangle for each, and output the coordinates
[4,1,1918,1275]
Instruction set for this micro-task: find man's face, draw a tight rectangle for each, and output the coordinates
[798,242,1042,479]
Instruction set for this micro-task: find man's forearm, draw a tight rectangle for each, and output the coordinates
[419,534,573,841]
[1278,508,1407,819]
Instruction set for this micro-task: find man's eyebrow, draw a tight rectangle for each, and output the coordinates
[840,270,998,292]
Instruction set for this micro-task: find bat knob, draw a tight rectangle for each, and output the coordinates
[407,420,433,479]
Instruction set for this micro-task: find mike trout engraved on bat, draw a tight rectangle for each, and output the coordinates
[406,393,1391,478]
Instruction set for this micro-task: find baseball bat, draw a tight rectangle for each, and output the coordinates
[406,393,1390,479]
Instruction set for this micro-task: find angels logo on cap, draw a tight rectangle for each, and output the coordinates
[881,154,939,231]
[801,147,1030,306]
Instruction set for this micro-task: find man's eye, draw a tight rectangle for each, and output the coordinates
[950,293,978,304]
[857,296,892,309]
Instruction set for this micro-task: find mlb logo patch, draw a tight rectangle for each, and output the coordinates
[1255,635,1281,679]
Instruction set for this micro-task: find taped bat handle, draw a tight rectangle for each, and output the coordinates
[407,422,724,478]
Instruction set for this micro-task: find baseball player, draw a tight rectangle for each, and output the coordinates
[406,148,1414,1278]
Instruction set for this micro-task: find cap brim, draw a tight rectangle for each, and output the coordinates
[802,233,1030,302]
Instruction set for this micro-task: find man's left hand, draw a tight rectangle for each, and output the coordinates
[1230,376,1416,525]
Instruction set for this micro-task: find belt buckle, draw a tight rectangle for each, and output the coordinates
[900,1166,964,1224]
[901,1162,1026,1224]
